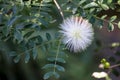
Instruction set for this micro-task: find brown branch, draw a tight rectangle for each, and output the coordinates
[53,0,64,20]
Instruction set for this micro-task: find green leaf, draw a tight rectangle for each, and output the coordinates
[43,71,53,79]
[108,23,114,31]
[7,15,21,27]
[14,30,23,43]
[117,0,120,5]
[101,4,109,10]
[110,15,117,22]
[101,15,107,19]
[42,64,65,72]
[37,35,43,44]
[24,31,34,38]
[47,57,66,63]
[25,50,30,63]
[43,71,60,79]
[118,21,120,29]
[13,55,20,63]
[42,64,54,69]
[32,45,38,60]
[53,72,60,79]
[46,33,51,41]
[78,0,86,5]
[43,0,52,3]
[98,0,103,4]
[83,2,98,9]
[107,0,112,4]
[56,65,65,72]
[105,76,112,80]
[9,51,17,57]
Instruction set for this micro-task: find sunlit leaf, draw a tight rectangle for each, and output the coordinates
[107,0,112,4]
[101,4,109,10]
[83,2,98,9]
[78,0,86,5]
[110,15,117,22]
[43,0,52,3]
[101,15,107,19]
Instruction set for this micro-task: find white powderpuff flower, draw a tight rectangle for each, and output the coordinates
[59,16,94,53]
[92,72,108,79]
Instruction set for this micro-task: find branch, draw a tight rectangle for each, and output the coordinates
[110,64,120,69]
[53,0,64,20]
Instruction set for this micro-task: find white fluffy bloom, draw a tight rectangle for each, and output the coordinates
[59,16,94,53]
[92,72,108,79]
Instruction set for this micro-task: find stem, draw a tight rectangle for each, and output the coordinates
[18,39,59,56]
[53,38,62,73]
[53,0,64,20]
[107,64,120,74]
[110,64,120,69]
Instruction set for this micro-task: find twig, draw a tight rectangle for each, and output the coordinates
[107,64,120,74]
[110,64,120,69]
[53,0,64,20]
[53,38,62,73]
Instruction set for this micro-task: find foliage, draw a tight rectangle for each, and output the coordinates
[0,0,120,80]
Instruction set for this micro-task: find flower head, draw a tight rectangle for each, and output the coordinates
[59,16,94,53]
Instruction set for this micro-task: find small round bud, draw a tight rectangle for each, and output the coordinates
[101,58,106,63]
[104,62,110,68]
